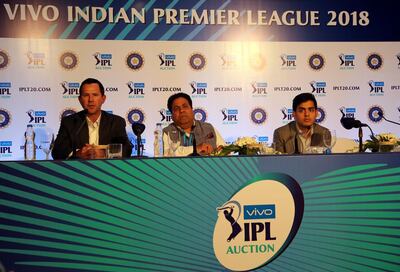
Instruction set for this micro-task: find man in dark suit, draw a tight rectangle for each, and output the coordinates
[273,93,331,154]
[52,78,132,159]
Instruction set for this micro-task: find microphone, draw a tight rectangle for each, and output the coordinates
[73,109,88,158]
[378,111,400,126]
[132,122,145,157]
[188,124,200,156]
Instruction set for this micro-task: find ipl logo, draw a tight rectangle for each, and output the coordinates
[94,52,112,69]
[280,54,296,69]
[127,82,145,98]
[159,53,176,70]
[339,54,355,69]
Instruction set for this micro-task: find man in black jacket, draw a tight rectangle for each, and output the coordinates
[52,78,132,159]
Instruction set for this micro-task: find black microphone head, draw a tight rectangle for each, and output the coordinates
[341,117,356,130]
[132,122,145,136]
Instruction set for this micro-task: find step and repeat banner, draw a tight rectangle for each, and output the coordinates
[1,0,400,160]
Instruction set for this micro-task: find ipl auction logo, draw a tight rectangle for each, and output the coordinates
[194,108,207,122]
[189,52,206,71]
[159,53,176,70]
[59,51,78,70]
[26,51,45,68]
[220,54,238,69]
[190,81,207,96]
[126,52,144,71]
[0,50,10,70]
[309,53,325,71]
[367,53,383,70]
[222,108,238,124]
[280,54,297,70]
[94,52,112,69]
[368,80,384,95]
[127,81,145,98]
[250,108,267,125]
[213,173,304,271]
[251,82,268,96]
[0,108,11,129]
[126,108,145,124]
[27,109,47,126]
[0,82,11,98]
[310,81,326,95]
[61,81,80,97]
[339,54,355,69]
[340,107,356,118]
[281,107,293,123]
[159,108,173,124]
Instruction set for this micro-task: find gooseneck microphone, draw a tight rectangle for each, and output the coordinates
[378,111,400,126]
[189,124,200,156]
[132,122,145,157]
[339,108,376,152]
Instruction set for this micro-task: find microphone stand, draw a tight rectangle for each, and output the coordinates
[358,127,363,153]
[189,132,200,156]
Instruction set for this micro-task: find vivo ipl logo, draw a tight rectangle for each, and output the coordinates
[159,53,176,70]
[127,82,145,97]
[94,52,112,69]
[190,81,207,96]
[0,141,12,157]
[159,108,173,123]
[340,107,356,118]
[222,108,238,124]
[220,54,238,69]
[26,51,45,67]
[339,54,355,69]
[0,82,11,98]
[61,81,80,96]
[281,107,293,122]
[251,82,268,96]
[214,174,304,271]
[27,110,46,125]
[280,54,297,69]
[310,81,326,95]
[369,81,384,95]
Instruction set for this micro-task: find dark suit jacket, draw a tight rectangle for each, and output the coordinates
[52,110,132,160]
[273,121,330,154]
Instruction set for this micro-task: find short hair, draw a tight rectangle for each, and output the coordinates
[292,93,317,111]
[167,92,193,112]
[79,78,105,96]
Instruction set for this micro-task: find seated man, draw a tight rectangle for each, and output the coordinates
[163,92,225,156]
[52,78,132,159]
[273,92,330,154]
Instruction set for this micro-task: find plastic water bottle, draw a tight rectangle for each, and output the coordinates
[153,123,163,157]
[24,124,36,160]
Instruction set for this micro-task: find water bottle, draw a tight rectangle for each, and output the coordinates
[24,124,36,160]
[153,123,163,157]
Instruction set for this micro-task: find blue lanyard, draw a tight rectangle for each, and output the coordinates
[183,133,193,146]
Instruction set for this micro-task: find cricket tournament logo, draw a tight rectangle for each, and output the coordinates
[59,51,78,70]
[339,53,355,70]
[127,81,145,98]
[369,80,384,96]
[308,53,325,71]
[366,53,383,71]
[193,108,207,122]
[126,52,144,71]
[214,173,304,271]
[0,50,10,70]
[0,108,11,129]
[316,107,326,124]
[189,52,206,71]
[159,53,176,70]
[280,54,297,70]
[126,108,145,124]
[368,106,384,123]
[26,51,45,69]
[396,53,400,69]
[250,108,267,125]
[94,52,112,69]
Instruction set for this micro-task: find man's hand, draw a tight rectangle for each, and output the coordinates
[196,143,213,155]
[76,144,93,159]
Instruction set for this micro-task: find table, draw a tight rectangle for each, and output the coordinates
[0,153,399,271]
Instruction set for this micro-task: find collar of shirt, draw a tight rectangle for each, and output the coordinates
[296,123,314,153]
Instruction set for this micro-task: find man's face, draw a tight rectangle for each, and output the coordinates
[171,97,194,129]
[293,100,317,129]
[78,83,106,116]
